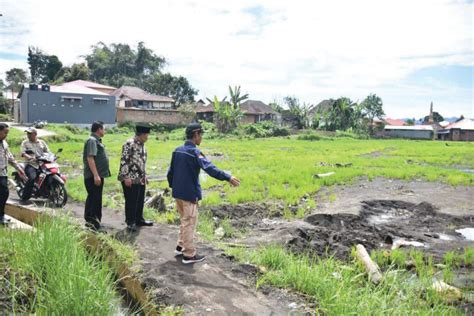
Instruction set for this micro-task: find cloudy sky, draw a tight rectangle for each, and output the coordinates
[1,0,472,118]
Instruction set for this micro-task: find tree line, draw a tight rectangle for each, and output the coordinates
[1,42,198,109]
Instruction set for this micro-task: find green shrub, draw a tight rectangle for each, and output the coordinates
[297,131,332,141]
[243,121,290,138]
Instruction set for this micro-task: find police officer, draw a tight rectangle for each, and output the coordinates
[83,121,110,231]
[167,123,240,264]
[118,124,154,232]
[0,123,25,225]
[20,127,50,201]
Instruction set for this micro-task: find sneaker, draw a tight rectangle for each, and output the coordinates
[0,217,11,225]
[174,246,183,256]
[182,254,206,264]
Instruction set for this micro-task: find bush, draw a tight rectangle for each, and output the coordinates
[243,121,290,138]
[297,131,332,141]
[335,129,368,139]
[0,113,13,121]
[64,124,82,134]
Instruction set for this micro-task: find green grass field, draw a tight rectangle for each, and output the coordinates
[6,125,474,209]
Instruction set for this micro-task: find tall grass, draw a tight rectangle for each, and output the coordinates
[0,218,120,314]
[226,245,463,315]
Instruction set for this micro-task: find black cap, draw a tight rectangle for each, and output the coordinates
[136,124,151,134]
[185,123,203,139]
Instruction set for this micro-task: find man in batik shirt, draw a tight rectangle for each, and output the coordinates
[118,124,154,231]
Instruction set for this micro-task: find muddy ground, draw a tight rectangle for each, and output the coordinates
[207,178,473,261]
[7,196,311,315]
[7,177,474,314]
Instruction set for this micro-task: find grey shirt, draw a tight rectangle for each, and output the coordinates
[83,134,111,179]
[21,138,50,168]
[0,140,20,177]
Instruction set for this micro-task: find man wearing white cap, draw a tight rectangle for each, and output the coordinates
[20,127,50,201]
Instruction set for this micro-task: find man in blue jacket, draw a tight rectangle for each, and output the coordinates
[167,123,240,264]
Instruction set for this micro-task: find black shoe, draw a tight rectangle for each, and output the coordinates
[95,225,107,233]
[126,223,137,232]
[182,254,206,264]
[85,222,103,232]
[137,220,154,227]
[174,246,183,256]
[0,217,11,225]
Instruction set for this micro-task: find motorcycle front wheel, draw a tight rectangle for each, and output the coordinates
[49,180,68,208]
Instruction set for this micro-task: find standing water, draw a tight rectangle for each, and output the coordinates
[455,228,474,241]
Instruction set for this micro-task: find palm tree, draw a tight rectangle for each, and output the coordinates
[210,86,247,133]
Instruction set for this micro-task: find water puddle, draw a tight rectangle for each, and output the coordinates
[367,214,397,225]
[455,228,474,241]
[391,239,425,250]
[438,233,455,241]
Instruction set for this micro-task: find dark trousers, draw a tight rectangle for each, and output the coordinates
[0,177,9,219]
[122,183,145,225]
[84,177,104,228]
[22,165,38,200]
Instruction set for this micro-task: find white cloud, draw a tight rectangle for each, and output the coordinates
[1,0,472,117]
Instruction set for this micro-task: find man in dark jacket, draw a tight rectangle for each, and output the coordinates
[167,123,240,264]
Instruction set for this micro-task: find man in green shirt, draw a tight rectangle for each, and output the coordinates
[83,121,111,231]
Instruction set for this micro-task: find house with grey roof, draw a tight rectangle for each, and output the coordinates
[112,86,174,109]
[17,83,116,124]
[240,100,279,124]
[195,99,279,124]
[436,118,474,141]
[112,86,193,126]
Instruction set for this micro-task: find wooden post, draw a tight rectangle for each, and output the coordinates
[355,244,383,284]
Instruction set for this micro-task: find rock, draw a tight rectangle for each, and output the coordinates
[313,172,335,178]
[262,218,278,225]
[391,239,424,250]
[214,227,225,239]
[288,302,298,309]
[432,280,462,302]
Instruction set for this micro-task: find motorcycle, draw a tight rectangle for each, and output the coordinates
[12,148,68,207]
[33,120,48,129]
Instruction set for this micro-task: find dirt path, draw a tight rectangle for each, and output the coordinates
[6,194,304,315]
[10,124,57,137]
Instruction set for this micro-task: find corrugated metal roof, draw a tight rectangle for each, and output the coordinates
[384,125,434,131]
[50,85,110,95]
[19,83,111,97]
[111,86,174,102]
[447,118,474,130]
[384,118,407,126]
[63,80,116,90]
